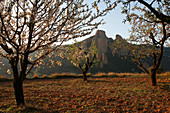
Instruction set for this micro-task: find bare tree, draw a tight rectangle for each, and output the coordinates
[0,0,111,106]
[64,41,98,81]
[101,0,170,23]
[111,0,170,86]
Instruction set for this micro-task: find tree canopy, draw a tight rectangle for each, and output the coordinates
[64,41,98,81]
[110,0,170,86]
[0,0,112,106]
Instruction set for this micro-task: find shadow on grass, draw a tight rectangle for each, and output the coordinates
[91,75,130,78]
[21,106,59,113]
[0,75,130,82]
[31,75,83,79]
[0,78,12,82]
[1,106,59,113]
[19,107,49,113]
[159,82,170,92]
[87,79,112,83]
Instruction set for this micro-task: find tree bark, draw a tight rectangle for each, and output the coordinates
[83,72,87,81]
[151,69,157,86]
[13,79,25,106]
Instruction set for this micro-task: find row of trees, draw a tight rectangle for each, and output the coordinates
[0,0,169,107]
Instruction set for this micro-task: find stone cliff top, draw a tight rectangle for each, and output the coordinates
[116,34,123,41]
[94,30,123,41]
[95,30,107,39]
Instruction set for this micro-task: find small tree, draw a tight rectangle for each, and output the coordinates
[0,0,111,106]
[65,41,98,81]
[112,0,170,86]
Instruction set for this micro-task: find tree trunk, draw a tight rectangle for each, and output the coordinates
[151,69,157,86]
[83,72,87,81]
[13,79,25,106]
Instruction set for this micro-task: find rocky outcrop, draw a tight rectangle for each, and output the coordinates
[115,34,129,56]
[116,34,123,41]
[89,30,109,67]
[83,30,109,68]
[93,30,108,53]
[82,30,143,72]
[1,30,170,77]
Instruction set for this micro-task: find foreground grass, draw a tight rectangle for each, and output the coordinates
[0,75,169,112]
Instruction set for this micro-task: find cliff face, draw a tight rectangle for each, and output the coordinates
[83,30,109,68]
[93,30,109,68]
[80,30,170,74]
[94,30,108,53]
[37,30,170,74]
[82,30,136,70]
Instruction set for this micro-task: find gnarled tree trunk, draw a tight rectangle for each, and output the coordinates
[13,78,25,106]
[83,72,87,81]
[151,69,157,86]
[10,57,26,106]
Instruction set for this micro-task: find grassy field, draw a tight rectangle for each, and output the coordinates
[0,73,169,113]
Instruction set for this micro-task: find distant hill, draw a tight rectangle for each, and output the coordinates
[0,30,170,77]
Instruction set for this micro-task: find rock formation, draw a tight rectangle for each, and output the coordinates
[116,34,123,41]
[83,30,109,68]
[1,30,170,77]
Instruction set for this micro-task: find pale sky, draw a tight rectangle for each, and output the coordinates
[97,5,130,39]
[64,3,131,44]
[76,4,131,43]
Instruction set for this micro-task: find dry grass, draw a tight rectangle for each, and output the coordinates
[0,75,7,79]
[158,72,170,80]
[0,73,169,113]
[93,72,148,77]
[2,72,170,80]
[49,73,80,79]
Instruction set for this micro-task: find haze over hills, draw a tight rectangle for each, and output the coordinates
[0,30,170,77]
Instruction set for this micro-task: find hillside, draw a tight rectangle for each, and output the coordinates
[0,30,170,77]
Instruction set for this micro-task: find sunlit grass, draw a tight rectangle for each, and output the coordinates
[1,72,170,80]
[158,72,170,80]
